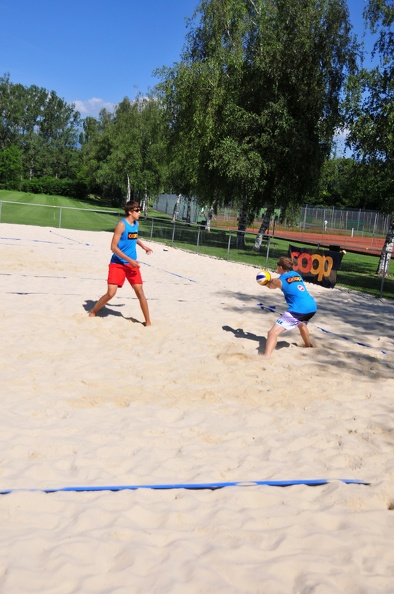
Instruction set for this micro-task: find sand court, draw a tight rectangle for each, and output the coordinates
[1,223,394,593]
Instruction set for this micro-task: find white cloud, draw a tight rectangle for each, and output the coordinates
[72,97,116,117]
[332,127,352,157]
[334,127,349,143]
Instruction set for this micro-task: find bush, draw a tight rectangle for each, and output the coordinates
[20,177,88,200]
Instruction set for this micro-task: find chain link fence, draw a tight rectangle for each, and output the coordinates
[153,194,391,237]
[139,217,392,299]
[0,199,392,300]
[300,206,391,236]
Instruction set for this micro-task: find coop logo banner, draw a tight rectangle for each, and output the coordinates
[289,245,343,288]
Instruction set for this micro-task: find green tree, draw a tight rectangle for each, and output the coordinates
[0,74,26,149]
[345,0,394,274]
[36,90,81,178]
[0,74,81,181]
[101,97,143,202]
[0,145,22,188]
[156,0,358,247]
[80,95,168,206]
[316,157,372,208]
[79,113,113,197]
[138,94,169,200]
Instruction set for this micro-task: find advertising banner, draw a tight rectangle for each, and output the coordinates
[289,245,343,288]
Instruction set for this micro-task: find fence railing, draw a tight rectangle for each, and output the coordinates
[0,199,392,299]
[154,194,391,237]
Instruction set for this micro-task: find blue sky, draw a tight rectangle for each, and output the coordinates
[1,0,376,118]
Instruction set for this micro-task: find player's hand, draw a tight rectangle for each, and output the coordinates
[145,247,153,255]
[128,259,140,268]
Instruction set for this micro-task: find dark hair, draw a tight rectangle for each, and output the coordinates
[277,256,294,271]
[124,200,139,215]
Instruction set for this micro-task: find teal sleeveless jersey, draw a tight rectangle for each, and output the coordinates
[110,219,138,264]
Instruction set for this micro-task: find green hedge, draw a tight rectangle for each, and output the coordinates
[20,177,88,200]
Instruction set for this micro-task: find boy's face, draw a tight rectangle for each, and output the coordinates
[128,207,141,221]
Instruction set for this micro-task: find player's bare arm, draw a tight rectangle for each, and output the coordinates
[266,278,282,290]
[137,239,153,254]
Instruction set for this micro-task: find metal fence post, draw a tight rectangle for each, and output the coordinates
[150,218,154,239]
[58,207,62,228]
[171,222,176,247]
[197,225,201,253]
[0,201,2,223]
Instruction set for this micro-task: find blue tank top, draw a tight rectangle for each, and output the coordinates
[110,219,138,264]
[280,271,317,314]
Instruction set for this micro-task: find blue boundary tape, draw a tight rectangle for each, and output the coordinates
[142,261,197,283]
[0,236,61,245]
[257,303,388,355]
[49,230,91,246]
[0,233,90,246]
[0,478,369,495]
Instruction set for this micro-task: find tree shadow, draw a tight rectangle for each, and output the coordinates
[218,290,394,376]
[219,288,394,344]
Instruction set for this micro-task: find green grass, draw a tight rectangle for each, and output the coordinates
[1,189,393,299]
[0,190,121,231]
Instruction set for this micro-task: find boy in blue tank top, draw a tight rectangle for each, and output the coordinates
[262,256,317,357]
[89,200,153,325]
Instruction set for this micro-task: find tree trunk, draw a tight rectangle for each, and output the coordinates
[236,202,248,249]
[126,174,131,201]
[172,194,181,222]
[206,207,214,232]
[186,196,192,224]
[141,191,148,218]
[254,207,273,250]
[376,217,394,276]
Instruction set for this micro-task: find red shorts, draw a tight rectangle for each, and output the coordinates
[108,263,143,287]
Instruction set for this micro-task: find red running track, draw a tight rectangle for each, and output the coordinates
[271,229,389,256]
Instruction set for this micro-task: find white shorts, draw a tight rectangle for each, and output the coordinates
[275,311,315,331]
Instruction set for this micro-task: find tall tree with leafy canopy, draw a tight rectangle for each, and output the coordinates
[345,0,394,275]
[156,0,358,247]
[0,145,22,188]
[137,94,169,200]
[0,73,81,180]
[99,97,144,202]
[37,90,81,179]
[79,95,168,205]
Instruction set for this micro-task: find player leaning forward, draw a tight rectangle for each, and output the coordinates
[263,256,317,357]
[89,200,152,325]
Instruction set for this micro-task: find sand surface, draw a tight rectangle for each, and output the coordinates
[1,223,394,593]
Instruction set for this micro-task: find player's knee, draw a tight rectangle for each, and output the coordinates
[133,284,144,298]
[267,327,276,339]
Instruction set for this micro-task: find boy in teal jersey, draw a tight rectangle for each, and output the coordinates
[89,200,153,325]
[262,256,317,357]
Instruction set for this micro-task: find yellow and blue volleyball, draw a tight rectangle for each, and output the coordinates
[256,269,271,286]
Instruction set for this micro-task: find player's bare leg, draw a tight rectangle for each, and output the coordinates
[263,324,285,358]
[298,323,312,348]
[89,284,118,316]
[132,284,151,326]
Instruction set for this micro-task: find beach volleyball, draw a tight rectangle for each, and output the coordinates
[256,269,271,286]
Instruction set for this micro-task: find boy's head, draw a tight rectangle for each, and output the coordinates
[124,201,140,216]
[277,256,294,271]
